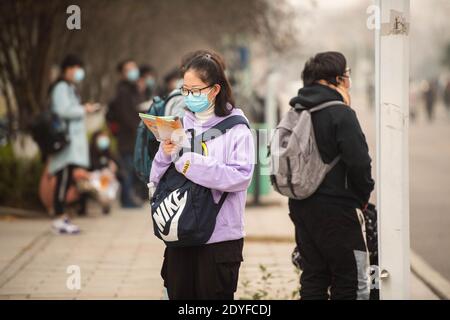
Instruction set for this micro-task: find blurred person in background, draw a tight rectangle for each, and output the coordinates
[48,54,98,234]
[106,59,143,208]
[160,67,183,98]
[366,80,375,110]
[444,78,450,120]
[288,52,374,300]
[409,81,419,123]
[77,130,119,216]
[137,64,158,112]
[135,64,161,201]
[422,79,437,123]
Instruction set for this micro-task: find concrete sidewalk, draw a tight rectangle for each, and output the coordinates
[0,195,441,300]
[0,206,165,300]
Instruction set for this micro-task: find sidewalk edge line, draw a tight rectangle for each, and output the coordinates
[0,231,52,289]
[0,206,47,219]
[410,250,450,300]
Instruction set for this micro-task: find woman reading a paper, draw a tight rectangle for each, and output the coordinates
[149,51,254,299]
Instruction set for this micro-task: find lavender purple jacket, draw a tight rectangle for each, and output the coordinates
[149,107,255,244]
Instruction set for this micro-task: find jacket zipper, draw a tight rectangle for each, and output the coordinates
[344,168,349,189]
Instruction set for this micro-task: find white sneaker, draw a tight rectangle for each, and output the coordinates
[52,218,80,235]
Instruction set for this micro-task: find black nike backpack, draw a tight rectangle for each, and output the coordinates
[150,115,250,247]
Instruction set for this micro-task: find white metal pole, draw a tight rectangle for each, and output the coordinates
[375,0,411,299]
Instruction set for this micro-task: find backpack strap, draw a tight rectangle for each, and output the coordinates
[295,101,344,171]
[197,115,250,144]
[295,100,346,113]
[188,115,250,209]
[286,157,298,198]
[326,155,341,174]
[164,90,182,104]
[182,115,250,155]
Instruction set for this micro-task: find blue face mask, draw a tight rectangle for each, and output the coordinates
[96,136,110,151]
[127,68,140,82]
[74,68,85,83]
[184,89,212,113]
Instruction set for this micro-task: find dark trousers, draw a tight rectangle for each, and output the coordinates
[118,152,137,206]
[53,165,76,216]
[289,199,369,300]
[161,239,243,300]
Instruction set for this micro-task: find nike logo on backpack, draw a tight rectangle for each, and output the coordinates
[153,188,188,242]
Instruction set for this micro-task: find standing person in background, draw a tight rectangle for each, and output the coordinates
[49,54,97,234]
[288,52,374,300]
[409,81,418,123]
[106,59,143,208]
[135,64,158,200]
[423,79,437,123]
[137,64,158,112]
[160,67,183,98]
[443,79,450,120]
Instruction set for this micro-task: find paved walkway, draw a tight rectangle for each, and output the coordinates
[0,207,164,299]
[0,194,439,300]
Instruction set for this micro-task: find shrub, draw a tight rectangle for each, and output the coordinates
[0,144,44,211]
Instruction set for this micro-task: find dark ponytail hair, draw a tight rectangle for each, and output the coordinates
[301,51,347,86]
[182,50,235,117]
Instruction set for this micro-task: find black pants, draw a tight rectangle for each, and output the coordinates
[161,239,243,300]
[118,152,137,206]
[289,199,369,300]
[53,165,76,216]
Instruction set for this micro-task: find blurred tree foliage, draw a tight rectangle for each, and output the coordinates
[0,144,44,210]
[0,0,296,140]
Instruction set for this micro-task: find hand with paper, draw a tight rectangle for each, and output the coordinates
[138,113,188,147]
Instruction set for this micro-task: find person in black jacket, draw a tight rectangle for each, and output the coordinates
[288,51,375,300]
[106,59,144,208]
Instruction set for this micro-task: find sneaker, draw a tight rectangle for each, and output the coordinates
[52,218,81,235]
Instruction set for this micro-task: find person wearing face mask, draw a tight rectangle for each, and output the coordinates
[136,64,158,111]
[149,51,254,300]
[88,131,118,173]
[106,59,144,208]
[141,65,157,97]
[77,130,119,216]
[287,52,374,300]
[48,54,97,234]
[160,67,184,99]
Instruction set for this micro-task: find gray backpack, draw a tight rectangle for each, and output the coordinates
[268,100,344,200]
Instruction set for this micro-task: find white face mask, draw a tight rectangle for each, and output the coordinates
[347,77,352,90]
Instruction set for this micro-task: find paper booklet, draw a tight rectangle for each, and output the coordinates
[138,113,188,147]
